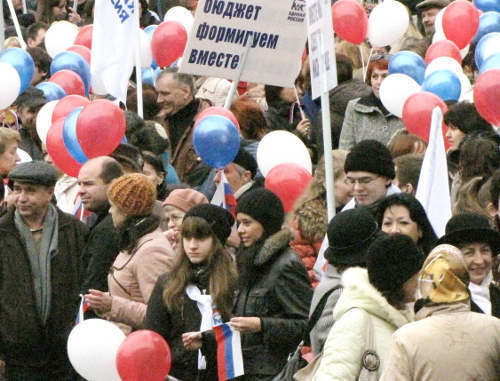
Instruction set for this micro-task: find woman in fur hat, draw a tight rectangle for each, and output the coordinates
[231,188,313,380]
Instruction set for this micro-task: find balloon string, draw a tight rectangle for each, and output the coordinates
[363,47,373,83]
[360,45,366,82]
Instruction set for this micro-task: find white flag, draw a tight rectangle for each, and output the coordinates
[91,0,137,104]
[415,107,452,237]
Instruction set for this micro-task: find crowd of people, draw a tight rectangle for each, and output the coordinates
[1,0,500,380]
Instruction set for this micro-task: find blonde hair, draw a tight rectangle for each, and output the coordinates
[0,127,20,154]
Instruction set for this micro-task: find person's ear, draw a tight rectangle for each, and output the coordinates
[486,202,497,218]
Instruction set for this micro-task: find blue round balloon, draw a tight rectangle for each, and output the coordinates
[475,32,500,69]
[388,50,426,85]
[142,67,160,85]
[421,69,461,101]
[50,51,91,96]
[0,48,35,94]
[479,52,500,74]
[144,25,158,40]
[474,12,500,43]
[63,106,87,164]
[193,115,240,168]
[36,81,66,101]
[474,0,500,13]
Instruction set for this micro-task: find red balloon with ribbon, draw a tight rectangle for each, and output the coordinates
[67,45,91,66]
[151,21,188,68]
[425,40,462,65]
[74,24,93,50]
[49,70,85,97]
[331,0,368,44]
[46,118,83,177]
[194,107,240,131]
[52,95,90,123]
[442,0,479,49]
[473,68,500,126]
[402,91,449,150]
[265,163,312,213]
[116,330,172,381]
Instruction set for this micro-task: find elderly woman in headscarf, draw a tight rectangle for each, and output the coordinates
[381,244,500,381]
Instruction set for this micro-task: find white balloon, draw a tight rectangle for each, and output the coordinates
[36,100,58,145]
[425,57,463,77]
[368,0,409,47]
[67,319,125,381]
[257,131,312,177]
[434,8,445,36]
[478,32,500,63]
[164,6,194,35]
[432,30,446,43]
[458,73,472,101]
[461,89,474,103]
[44,21,79,58]
[16,148,32,163]
[138,29,153,68]
[460,44,470,59]
[0,62,21,109]
[379,74,421,118]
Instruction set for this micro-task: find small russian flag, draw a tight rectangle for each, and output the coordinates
[75,294,88,325]
[213,323,244,380]
[211,172,237,216]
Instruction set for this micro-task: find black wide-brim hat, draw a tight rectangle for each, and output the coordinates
[436,213,500,255]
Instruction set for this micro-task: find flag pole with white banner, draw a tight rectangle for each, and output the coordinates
[305,0,337,221]
[133,0,143,118]
[5,0,27,49]
[0,1,5,53]
[415,107,452,237]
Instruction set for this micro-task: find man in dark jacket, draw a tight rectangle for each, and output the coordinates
[77,156,123,293]
[0,161,88,379]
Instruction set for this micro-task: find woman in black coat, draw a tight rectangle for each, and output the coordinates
[231,189,313,380]
[145,204,237,380]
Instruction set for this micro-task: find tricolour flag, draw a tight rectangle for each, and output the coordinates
[211,172,237,216]
[75,294,88,325]
[213,323,244,380]
[415,107,452,237]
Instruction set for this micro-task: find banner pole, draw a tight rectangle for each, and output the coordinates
[0,1,4,53]
[133,0,143,118]
[223,43,251,110]
[5,0,27,50]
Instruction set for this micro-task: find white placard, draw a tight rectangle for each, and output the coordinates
[305,0,337,99]
[179,0,307,87]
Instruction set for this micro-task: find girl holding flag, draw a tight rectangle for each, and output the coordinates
[145,204,237,380]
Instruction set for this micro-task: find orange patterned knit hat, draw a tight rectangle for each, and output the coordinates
[107,173,157,216]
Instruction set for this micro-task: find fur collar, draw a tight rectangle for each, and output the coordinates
[254,228,294,266]
[334,267,412,329]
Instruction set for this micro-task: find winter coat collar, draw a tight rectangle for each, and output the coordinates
[334,267,411,329]
[415,302,470,320]
[254,228,294,267]
[354,92,391,116]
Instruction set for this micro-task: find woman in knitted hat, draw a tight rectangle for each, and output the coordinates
[145,204,237,380]
[381,244,500,380]
[84,173,176,334]
[231,188,313,380]
[314,234,422,380]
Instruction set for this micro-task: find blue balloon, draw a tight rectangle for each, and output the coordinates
[62,107,87,164]
[50,51,91,96]
[479,52,500,74]
[474,12,500,43]
[422,69,461,101]
[474,0,500,13]
[0,48,35,94]
[475,32,500,69]
[36,81,66,101]
[144,25,158,41]
[193,115,240,168]
[142,67,160,85]
[388,51,426,84]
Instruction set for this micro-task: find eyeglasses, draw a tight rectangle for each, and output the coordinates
[344,175,380,185]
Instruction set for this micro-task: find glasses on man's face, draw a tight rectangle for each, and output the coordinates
[344,175,380,186]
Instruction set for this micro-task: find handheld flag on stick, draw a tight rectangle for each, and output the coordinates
[75,294,88,325]
[213,323,244,381]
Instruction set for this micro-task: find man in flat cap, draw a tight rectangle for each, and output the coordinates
[416,0,450,37]
[0,161,88,379]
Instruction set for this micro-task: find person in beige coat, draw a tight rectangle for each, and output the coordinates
[381,244,500,381]
[85,174,176,334]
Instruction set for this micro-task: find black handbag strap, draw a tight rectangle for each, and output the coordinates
[305,284,342,340]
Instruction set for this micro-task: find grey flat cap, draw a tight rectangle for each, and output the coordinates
[8,161,59,186]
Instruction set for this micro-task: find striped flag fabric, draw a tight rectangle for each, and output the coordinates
[211,171,237,216]
[75,294,88,325]
[213,323,244,380]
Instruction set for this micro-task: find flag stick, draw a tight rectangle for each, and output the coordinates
[133,0,143,118]
[5,0,26,49]
[223,43,251,110]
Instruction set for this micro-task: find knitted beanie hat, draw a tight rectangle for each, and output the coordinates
[184,204,235,244]
[162,188,209,212]
[107,173,157,216]
[344,139,395,179]
[367,233,424,293]
[232,148,258,178]
[236,188,284,236]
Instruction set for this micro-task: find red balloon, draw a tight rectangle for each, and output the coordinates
[442,0,479,49]
[473,69,500,126]
[67,44,91,66]
[46,118,82,177]
[74,24,93,49]
[332,0,368,44]
[116,330,172,381]
[52,95,90,123]
[151,21,188,67]
[265,163,312,213]
[76,99,126,158]
[194,107,240,131]
[425,40,462,65]
[402,91,449,149]
[49,70,85,96]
